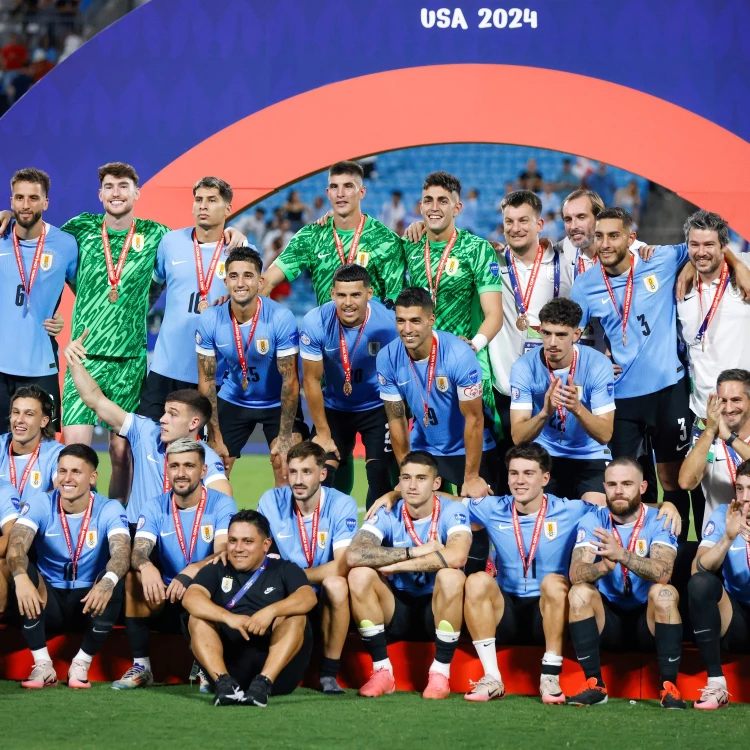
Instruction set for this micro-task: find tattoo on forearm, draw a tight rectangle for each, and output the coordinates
[569,547,604,585]
[198,354,220,434]
[276,355,298,440]
[621,544,675,583]
[106,533,132,579]
[348,530,408,568]
[7,524,35,577]
[385,400,406,420]
[131,537,156,572]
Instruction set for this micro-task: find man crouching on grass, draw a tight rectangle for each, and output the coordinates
[182,510,316,707]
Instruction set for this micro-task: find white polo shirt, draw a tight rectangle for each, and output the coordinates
[677,254,750,417]
[488,242,573,395]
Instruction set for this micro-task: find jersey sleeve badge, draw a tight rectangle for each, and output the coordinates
[576,527,586,543]
[346,517,357,531]
[703,521,715,536]
[300,332,311,346]
[195,331,202,345]
[137,514,146,530]
[377,373,386,386]
[489,261,500,277]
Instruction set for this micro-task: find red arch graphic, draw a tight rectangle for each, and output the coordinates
[138,64,750,237]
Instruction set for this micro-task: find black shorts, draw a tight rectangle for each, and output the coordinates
[547,457,608,498]
[385,588,434,643]
[325,405,387,462]
[721,594,750,652]
[495,591,545,646]
[599,596,654,652]
[217,398,309,458]
[610,377,691,464]
[138,371,196,423]
[150,599,190,636]
[218,620,313,695]
[0,371,61,433]
[434,449,498,493]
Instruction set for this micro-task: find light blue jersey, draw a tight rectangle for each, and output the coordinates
[0,478,21,527]
[701,505,750,607]
[135,488,237,583]
[377,330,495,457]
[0,434,64,501]
[0,222,77,377]
[195,298,299,409]
[16,490,129,589]
[119,413,227,524]
[258,486,358,573]
[570,244,689,398]
[300,300,398,412]
[150,227,232,384]
[468,493,595,597]
[575,504,677,609]
[509,344,615,459]
[361,496,471,596]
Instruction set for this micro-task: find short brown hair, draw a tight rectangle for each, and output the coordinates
[287,440,327,468]
[98,162,139,186]
[165,389,212,430]
[501,189,543,218]
[329,161,364,181]
[561,189,604,218]
[11,168,50,197]
[193,176,233,203]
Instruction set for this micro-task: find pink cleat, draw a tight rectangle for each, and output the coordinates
[422,671,450,700]
[67,658,91,689]
[464,674,505,702]
[358,667,396,697]
[21,661,58,689]
[540,674,566,704]
[694,682,730,710]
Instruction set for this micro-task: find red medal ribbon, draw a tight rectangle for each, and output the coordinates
[192,230,225,302]
[696,260,730,348]
[230,298,263,388]
[331,213,366,266]
[600,254,635,346]
[12,222,46,310]
[163,453,171,493]
[722,436,750,486]
[8,441,41,495]
[102,219,136,292]
[338,306,370,393]
[407,332,439,428]
[58,491,95,579]
[610,503,647,591]
[509,243,544,324]
[402,494,441,546]
[294,498,321,568]
[544,348,578,433]
[511,494,547,581]
[424,229,458,302]
[172,487,207,564]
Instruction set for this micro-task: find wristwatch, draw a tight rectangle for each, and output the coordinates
[726,432,739,446]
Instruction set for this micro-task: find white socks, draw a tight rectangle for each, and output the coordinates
[708,676,728,689]
[473,638,501,681]
[31,647,51,665]
[373,658,393,673]
[74,649,93,665]
[134,657,152,671]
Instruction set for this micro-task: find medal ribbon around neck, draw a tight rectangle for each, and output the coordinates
[332,213,366,265]
[407,333,439,428]
[610,503,646,595]
[11,222,46,311]
[58,491,95,579]
[8,441,41,494]
[102,219,136,302]
[230,298,263,390]
[402,495,441,546]
[695,260,730,348]
[600,254,635,347]
[424,229,458,302]
[338,306,370,396]
[171,487,208,565]
[192,229,225,311]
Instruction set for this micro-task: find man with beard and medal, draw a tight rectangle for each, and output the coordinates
[567,457,684,709]
[300,263,398,508]
[196,247,306,484]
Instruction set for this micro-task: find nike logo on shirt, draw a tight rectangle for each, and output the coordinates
[171,260,187,265]
[147,455,160,463]
[730,544,747,551]
[317,253,330,259]
[601,297,610,305]
[497,524,513,530]
[397,381,410,386]
[264,587,276,594]
[217,343,230,348]
[0,253,10,257]
[160,531,176,537]
[277,534,292,539]
[45,533,60,537]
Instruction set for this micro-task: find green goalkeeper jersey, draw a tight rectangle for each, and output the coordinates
[273,214,405,305]
[403,228,502,339]
[62,213,170,358]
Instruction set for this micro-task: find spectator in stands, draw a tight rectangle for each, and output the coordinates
[615,179,642,225]
[57,32,83,64]
[5,60,34,103]
[281,190,310,232]
[584,163,617,207]
[536,182,561,217]
[379,190,406,232]
[457,188,479,233]
[404,200,422,227]
[554,158,579,195]
[487,223,505,244]
[312,195,325,218]
[495,182,517,215]
[30,49,54,81]
[262,218,294,258]
[235,207,267,247]
[31,34,57,64]
[1,32,28,73]
[518,158,543,192]
[264,235,291,300]
[540,210,562,241]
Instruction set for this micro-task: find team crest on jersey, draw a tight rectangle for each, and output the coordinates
[30,470,42,489]
[546,264,556,282]
[40,253,54,271]
[86,529,98,548]
[436,376,449,392]
[544,521,558,540]
[368,341,381,356]
[132,234,145,252]
[216,261,226,279]
[221,576,233,593]
[201,524,214,543]
[635,539,649,557]
[256,339,270,355]
[355,251,370,267]
[445,258,460,276]
[643,274,659,293]
[703,521,715,536]
[317,530,328,549]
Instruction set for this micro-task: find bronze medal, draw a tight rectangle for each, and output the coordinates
[241,377,249,390]
[343,381,353,396]
[108,287,119,304]
[423,415,430,428]
[197,299,209,313]
[516,316,528,331]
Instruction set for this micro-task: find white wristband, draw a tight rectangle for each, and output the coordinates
[471,333,488,352]
[103,572,119,585]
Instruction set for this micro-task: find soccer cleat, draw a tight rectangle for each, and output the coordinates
[214,674,247,706]
[244,674,272,707]
[111,664,154,690]
[199,669,214,694]
[21,661,58,689]
[659,681,686,710]
[568,677,608,706]
[422,671,451,700]
[540,674,566,705]
[358,667,396,697]
[67,659,92,689]
[694,682,730,710]
[319,675,346,695]
[464,674,505,702]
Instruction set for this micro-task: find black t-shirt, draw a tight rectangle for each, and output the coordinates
[191,557,308,616]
